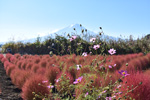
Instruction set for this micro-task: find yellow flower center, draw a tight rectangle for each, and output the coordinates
[122,72,125,75]
[77,79,80,82]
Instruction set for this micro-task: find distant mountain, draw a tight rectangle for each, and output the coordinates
[0,24,118,44]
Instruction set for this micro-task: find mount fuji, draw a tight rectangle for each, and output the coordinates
[0,24,118,44]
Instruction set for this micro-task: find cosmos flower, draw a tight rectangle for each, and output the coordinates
[85,92,88,97]
[90,38,96,43]
[42,80,48,83]
[82,52,87,57]
[108,48,116,55]
[70,36,77,41]
[117,85,122,88]
[106,97,112,100]
[118,70,130,76]
[55,79,60,83]
[108,65,112,68]
[73,76,83,84]
[47,85,54,89]
[93,45,100,50]
[76,64,82,70]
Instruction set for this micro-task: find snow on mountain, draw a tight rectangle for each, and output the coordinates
[0,24,118,44]
[48,24,100,41]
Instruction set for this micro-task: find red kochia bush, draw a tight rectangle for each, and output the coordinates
[14,53,21,59]
[75,75,101,99]
[76,66,91,78]
[10,56,17,64]
[45,67,60,85]
[4,61,11,70]
[10,69,22,85]
[31,64,40,73]
[0,54,4,60]
[6,53,12,61]
[6,64,16,76]
[34,58,41,64]
[21,61,27,70]
[22,75,50,100]
[1,58,8,63]
[55,72,74,94]
[16,60,23,69]
[26,62,34,70]
[15,71,33,89]
[36,68,46,75]
[118,72,150,100]
[39,60,47,68]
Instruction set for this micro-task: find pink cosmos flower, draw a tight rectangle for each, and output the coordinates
[108,48,116,55]
[90,38,96,43]
[106,97,112,100]
[55,79,60,83]
[76,64,82,70]
[70,36,77,41]
[108,65,112,68]
[82,52,87,57]
[118,70,130,76]
[47,85,54,89]
[85,92,88,97]
[73,76,83,84]
[117,85,122,88]
[42,80,48,83]
[93,44,100,50]
[114,64,116,67]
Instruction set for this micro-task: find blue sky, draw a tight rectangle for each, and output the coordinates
[0,0,150,42]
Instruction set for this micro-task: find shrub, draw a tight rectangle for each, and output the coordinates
[22,75,50,100]
[36,68,46,75]
[1,58,8,63]
[10,56,17,64]
[16,60,23,69]
[6,64,16,76]
[118,72,150,100]
[39,60,47,68]
[4,61,11,70]
[0,54,4,60]
[6,53,13,61]
[34,58,41,64]
[15,71,32,89]
[45,67,60,85]
[26,62,34,70]
[21,61,27,70]
[10,69,22,85]
[14,53,21,59]
[55,72,74,94]
[31,64,40,73]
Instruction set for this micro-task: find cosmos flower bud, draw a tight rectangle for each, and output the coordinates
[80,24,82,27]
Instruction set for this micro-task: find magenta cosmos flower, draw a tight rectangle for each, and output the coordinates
[82,52,87,57]
[70,36,77,41]
[85,92,88,97]
[106,97,112,100]
[93,44,100,50]
[108,48,116,55]
[73,76,83,84]
[90,38,96,43]
[118,70,130,76]
[47,85,54,89]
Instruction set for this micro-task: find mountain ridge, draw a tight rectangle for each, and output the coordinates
[0,24,118,44]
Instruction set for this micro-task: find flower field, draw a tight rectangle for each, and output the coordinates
[0,51,150,100]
